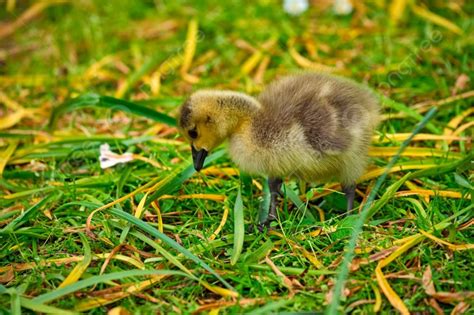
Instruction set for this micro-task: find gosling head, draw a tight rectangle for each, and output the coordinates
[178,90,261,171]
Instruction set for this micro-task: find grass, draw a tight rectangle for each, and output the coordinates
[1,0,473,314]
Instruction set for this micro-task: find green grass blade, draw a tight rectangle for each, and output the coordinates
[284,184,317,223]
[367,172,412,220]
[243,239,274,264]
[1,194,55,233]
[146,149,226,204]
[110,208,235,291]
[131,231,198,279]
[116,55,166,98]
[20,297,78,314]
[0,285,21,315]
[246,299,292,315]
[48,93,176,129]
[248,264,335,276]
[326,107,438,315]
[32,270,188,304]
[230,189,244,265]
[10,289,21,315]
[408,152,473,179]
[380,94,440,134]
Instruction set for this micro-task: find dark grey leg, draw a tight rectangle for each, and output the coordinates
[268,177,283,221]
[342,183,356,211]
[258,177,282,230]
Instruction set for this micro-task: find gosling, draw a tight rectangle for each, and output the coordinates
[178,73,380,228]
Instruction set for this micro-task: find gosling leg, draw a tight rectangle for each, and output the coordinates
[258,177,283,230]
[342,183,356,211]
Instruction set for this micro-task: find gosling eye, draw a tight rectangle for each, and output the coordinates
[188,128,198,139]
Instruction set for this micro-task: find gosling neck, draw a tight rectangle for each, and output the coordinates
[216,91,261,136]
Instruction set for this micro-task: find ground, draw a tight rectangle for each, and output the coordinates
[0,0,473,314]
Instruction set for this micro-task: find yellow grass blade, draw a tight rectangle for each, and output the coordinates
[389,0,407,25]
[254,55,271,84]
[6,0,16,12]
[413,90,474,113]
[181,19,198,76]
[200,280,239,298]
[404,181,430,203]
[269,230,324,268]
[159,193,226,202]
[83,55,118,80]
[208,199,229,241]
[251,179,263,191]
[115,53,183,98]
[58,234,92,288]
[371,283,382,313]
[74,275,166,311]
[201,167,240,177]
[444,107,474,139]
[134,192,149,219]
[0,253,144,273]
[359,164,437,182]
[375,266,409,315]
[0,74,48,87]
[419,230,474,251]
[453,121,474,138]
[108,307,131,315]
[373,133,469,143]
[148,71,161,95]
[86,176,161,233]
[297,244,324,269]
[394,189,469,199]
[305,229,322,238]
[208,309,220,315]
[0,141,18,176]
[288,39,335,73]
[96,254,145,269]
[0,108,25,130]
[392,234,420,246]
[76,272,236,311]
[158,54,183,75]
[0,0,69,39]
[412,4,463,35]
[368,146,460,158]
[151,201,164,233]
[132,154,166,169]
[375,234,424,314]
[0,91,22,110]
[236,50,263,80]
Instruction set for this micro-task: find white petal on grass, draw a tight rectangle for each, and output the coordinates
[99,144,134,169]
[283,0,309,16]
[333,0,353,15]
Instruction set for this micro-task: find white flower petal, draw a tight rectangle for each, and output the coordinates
[283,0,309,16]
[99,143,134,169]
[334,0,353,15]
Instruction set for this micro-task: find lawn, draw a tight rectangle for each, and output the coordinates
[0,0,473,314]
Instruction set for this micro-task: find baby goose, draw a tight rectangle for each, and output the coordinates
[178,72,380,228]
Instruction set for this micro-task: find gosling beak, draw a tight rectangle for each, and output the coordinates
[191,146,208,171]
